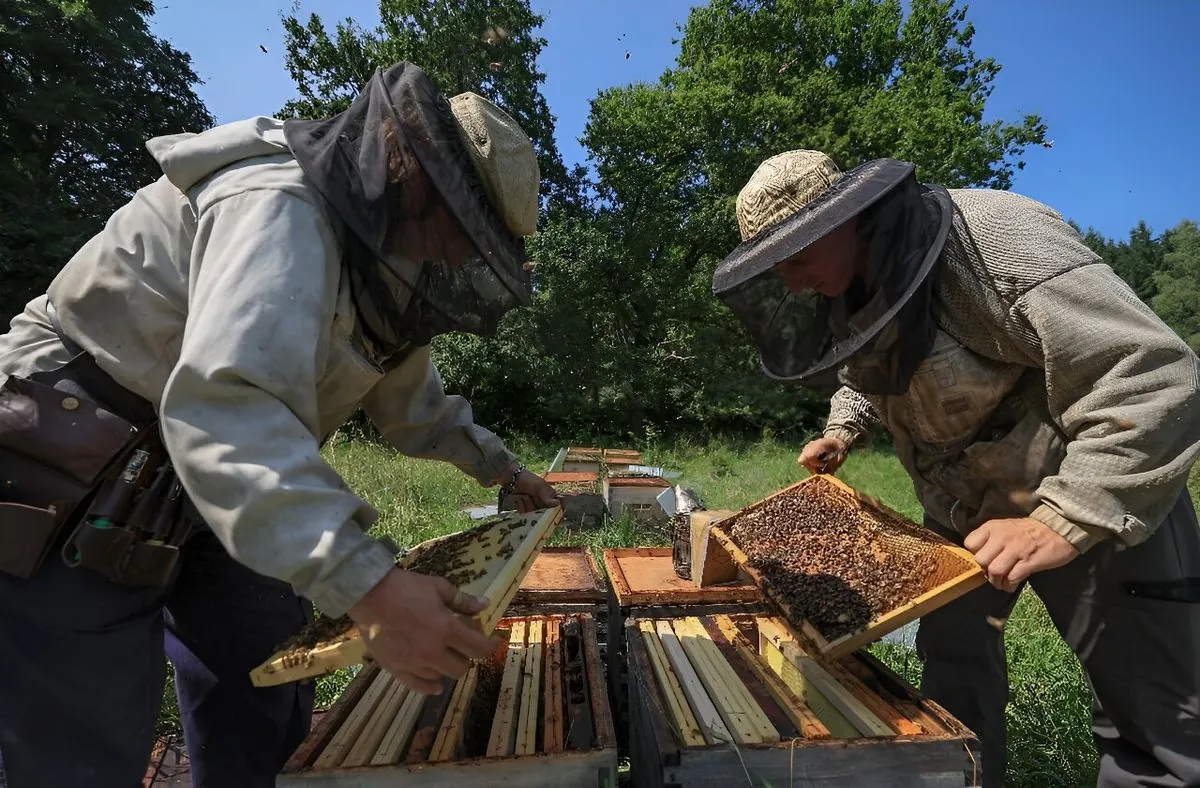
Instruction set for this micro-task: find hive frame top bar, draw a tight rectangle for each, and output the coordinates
[250,505,564,687]
[710,473,985,659]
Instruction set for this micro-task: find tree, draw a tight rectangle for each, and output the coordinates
[556,0,1049,438]
[278,0,579,210]
[280,0,1054,440]
[1152,220,1200,352]
[0,0,214,322]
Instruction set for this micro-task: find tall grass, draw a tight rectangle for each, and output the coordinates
[160,432,1200,786]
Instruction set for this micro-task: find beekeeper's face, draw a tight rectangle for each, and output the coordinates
[775,219,860,297]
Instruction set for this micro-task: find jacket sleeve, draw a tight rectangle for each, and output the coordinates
[160,189,395,618]
[824,385,881,447]
[360,346,517,487]
[1005,227,1200,552]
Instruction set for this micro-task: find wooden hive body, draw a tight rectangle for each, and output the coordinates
[278,613,618,787]
[625,612,981,788]
[604,476,672,522]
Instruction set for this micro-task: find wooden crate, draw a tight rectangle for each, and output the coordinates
[626,612,981,788]
[710,474,986,659]
[279,613,618,787]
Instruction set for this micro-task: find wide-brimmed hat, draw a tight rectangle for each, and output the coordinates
[449,92,539,237]
[283,62,541,352]
[716,150,916,290]
[712,149,952,396]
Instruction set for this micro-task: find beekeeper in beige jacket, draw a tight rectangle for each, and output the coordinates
[0,62,557,788]
[713,150,1200,788]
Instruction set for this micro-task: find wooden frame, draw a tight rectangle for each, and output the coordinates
[625,613,981,788]
[510,546,607,607]
[279,613,619,787]
[708,474,986,659]
[251,506,565,687]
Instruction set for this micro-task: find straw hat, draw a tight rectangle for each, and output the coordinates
[449,92,540,237]
[735,150,843,241]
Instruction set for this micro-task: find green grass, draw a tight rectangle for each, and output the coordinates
[161,432,1200,786]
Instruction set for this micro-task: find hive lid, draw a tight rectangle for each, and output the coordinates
[512,546,608,604]
[602,547,761,607]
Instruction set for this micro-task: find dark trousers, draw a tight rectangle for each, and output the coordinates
[917,491,1200,788]
[0,529,314,788]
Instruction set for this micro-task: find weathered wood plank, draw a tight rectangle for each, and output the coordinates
[580,617,616,751]
[515,619,544,756]
[637,622,706,746]
[405,677,455,764]
[759,634,858,738]
[429,668,478,762]
[487,620,528,757]
[671,618,770,744]
[757,617,893,738]
[712,615,832,740]
[371,687,426,765]
[682,617,778,742]
[281,665,380,773]
[653,619,732,744]
[701,615,801,739]
[312,670,395,769]
[542,618,564,754]
[342,680,408,767]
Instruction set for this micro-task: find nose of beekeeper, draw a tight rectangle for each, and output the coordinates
[775,220,860,297]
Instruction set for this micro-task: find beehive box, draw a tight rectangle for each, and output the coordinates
[708,474,985,659]
[278,613,618,787]
[626,612,980,788]
[547,472,607,528]
[604,476,672,522]
[507,546,613,670]
[601,548,766,761]
[510,545,608,610]
[562,447,644,474]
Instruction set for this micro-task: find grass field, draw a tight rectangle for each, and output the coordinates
[162,430,1200,787]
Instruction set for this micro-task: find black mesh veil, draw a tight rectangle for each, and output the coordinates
[713,160,953,396]
[283,62,532,354]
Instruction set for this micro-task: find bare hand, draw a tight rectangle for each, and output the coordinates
[347,568,497,694]
[501,462,560,513]
[964,518,1079,593]
[798,437,848,475]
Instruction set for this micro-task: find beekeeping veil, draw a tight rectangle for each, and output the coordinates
[283,62,540,353]
[712,151,953,396]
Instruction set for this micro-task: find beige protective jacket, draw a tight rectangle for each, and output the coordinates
[0,118,517,617]
[824,189,1200,553]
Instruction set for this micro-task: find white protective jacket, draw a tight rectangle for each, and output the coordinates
[0,117,517,617]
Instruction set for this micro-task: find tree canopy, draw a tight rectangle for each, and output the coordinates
[3,0,1193,442]
[422,0,1053,440]
[1,0,213,322]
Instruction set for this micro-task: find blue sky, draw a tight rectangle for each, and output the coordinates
[148,0,1198,240]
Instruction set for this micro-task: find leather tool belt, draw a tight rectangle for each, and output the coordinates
[0,303,199,587]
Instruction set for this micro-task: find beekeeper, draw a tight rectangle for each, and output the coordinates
[0,61,558,788]
[713,150,1200,787]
